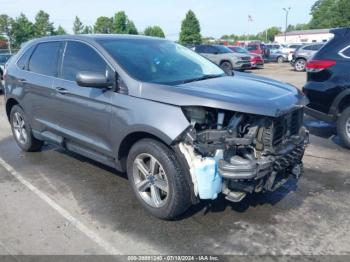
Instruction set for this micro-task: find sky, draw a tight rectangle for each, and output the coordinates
[0,0,316,40]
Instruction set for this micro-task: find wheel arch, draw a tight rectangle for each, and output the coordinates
[6,98,20,121]
[330,89,350,116]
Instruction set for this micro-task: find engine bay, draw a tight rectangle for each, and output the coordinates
[178,106,309,202]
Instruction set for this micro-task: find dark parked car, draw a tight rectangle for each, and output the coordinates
[291,43,324,72]
[303,28,350,148]
[265,51,288,64]
[4,35,308,219]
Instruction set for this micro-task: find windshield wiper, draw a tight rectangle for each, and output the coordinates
[182,74,224,84]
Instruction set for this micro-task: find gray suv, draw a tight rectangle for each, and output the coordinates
[291,43,324,72]
[4,35,308,219]
[194,45,251,71]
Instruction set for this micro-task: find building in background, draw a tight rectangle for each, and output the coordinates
[274,29,333,44]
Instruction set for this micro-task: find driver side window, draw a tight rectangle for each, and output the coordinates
[61,41,110,81]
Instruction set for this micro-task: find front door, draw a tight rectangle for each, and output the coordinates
[52,41,114,156]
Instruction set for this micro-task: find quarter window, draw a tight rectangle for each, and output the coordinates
[17,45,35,70]
[28,42,61,76]
[61,41,108,81]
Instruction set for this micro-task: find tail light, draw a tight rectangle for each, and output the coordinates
[306,59,336,73]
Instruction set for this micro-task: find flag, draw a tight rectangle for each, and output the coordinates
[248,15,253,22]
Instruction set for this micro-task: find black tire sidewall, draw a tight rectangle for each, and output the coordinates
[337,107,350,149]
[126,139,191,219]
[220,61,232,71]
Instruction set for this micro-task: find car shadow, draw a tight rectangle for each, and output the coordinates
[303,115,348,148]
[178,178,299,220]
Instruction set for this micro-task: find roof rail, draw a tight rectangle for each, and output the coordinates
[330,27,350,36]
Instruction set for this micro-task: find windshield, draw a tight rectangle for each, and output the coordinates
[98,39,225,85]
[230,46,248,53]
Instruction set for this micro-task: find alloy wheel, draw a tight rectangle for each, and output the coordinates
[132,153,169,208]
[346,117,350,139]
[12,112,28,145]
[295,60,305,71]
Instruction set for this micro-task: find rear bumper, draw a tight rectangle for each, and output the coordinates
[304,106,336,123]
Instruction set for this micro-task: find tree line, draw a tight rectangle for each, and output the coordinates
[0,9,201,49]
[220,0,350,42]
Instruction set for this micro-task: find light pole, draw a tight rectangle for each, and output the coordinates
[283,7,291,43]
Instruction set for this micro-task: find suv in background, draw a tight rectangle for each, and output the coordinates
[4,35,308,219]
[194,45,251,71]
[303,28,350,148]
[291,43,324,72]
[228,46,264,69]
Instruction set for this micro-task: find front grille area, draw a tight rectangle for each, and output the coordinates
[272,109,303,147]
[241,56,251,61]
[261,108,304,153]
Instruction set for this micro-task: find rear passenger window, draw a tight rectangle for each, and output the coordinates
[28,42,61,76]
[17,45,35,70]
[62,41,108,81]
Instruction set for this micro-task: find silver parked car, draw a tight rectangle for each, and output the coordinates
[291,43,324,72]
[194,45,251,71]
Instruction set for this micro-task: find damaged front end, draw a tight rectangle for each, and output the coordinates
[177,106,309,203]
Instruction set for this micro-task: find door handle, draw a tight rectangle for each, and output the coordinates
[55,87,70,95]
[18,78,27,83]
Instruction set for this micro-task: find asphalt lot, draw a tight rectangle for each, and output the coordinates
[0,63,350,256]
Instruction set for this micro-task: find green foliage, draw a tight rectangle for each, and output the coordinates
[73,16,84,34]
[144,26,165,38]
[11,13,34,48]
[0,14,13,35]
[126,20,138,34]
[34,10,54,37]
[179,10,202,45]
[113,11,138,34]
[94,16,113,33]
[82,26,93,34]
[287,23,310,32]
[55,25,67,35]
[309,0,350,28]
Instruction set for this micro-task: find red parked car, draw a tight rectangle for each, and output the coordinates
[246,43,267,56]
[228,46,264,69]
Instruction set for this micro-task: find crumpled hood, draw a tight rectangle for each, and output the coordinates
[138,72,308,117]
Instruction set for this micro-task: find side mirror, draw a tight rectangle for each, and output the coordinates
[76,71,112,88]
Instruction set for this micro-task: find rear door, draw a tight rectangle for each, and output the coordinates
[20,41,63,132]
[52,40,114,156]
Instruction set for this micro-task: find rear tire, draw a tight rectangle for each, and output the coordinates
[126,139,192,219]
[337,107,350,149]
[294,58,306,72]
[10,105,43,152]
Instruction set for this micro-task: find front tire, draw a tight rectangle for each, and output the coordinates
[127,139,191,219]
[337,107,350,149]
[10,105,43,152]
[220,61,233,72]
[277,56,284,64]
